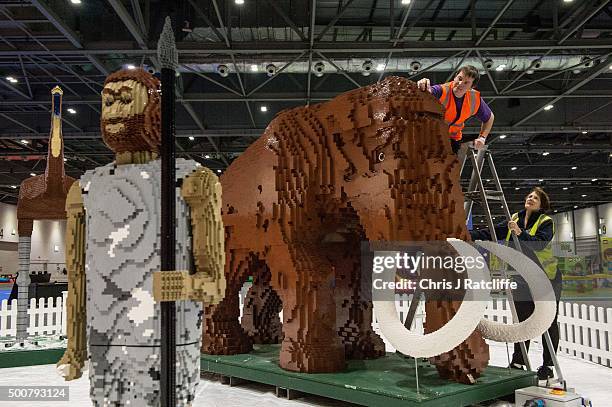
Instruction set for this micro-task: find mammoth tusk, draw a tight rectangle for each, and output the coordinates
[474,240,557,343]
[373,239,490,358]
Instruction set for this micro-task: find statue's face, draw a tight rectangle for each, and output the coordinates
[100,79,154,153]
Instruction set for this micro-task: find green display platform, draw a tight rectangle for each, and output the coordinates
[201,344,536,407]
[0,348,65,368]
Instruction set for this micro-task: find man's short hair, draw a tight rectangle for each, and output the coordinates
[457,65,480,86]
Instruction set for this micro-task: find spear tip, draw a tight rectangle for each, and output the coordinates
[157,16,178,70]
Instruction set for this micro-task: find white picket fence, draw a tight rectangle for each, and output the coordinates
[1,291,610,368]
[0,292,67,337]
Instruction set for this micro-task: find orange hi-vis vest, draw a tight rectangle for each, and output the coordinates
[438,81,481,141]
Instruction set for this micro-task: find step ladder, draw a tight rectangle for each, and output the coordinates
[462,144,565,388]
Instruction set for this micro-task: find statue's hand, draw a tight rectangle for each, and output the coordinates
[153,270,191,301]
[56,350,85,381]
[153,270,226,305]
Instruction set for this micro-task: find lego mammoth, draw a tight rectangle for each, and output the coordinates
[204,76,495,384]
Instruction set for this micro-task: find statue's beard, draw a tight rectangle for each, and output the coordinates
[101,114,155,153]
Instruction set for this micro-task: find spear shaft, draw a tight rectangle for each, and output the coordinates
[158,16,178,407]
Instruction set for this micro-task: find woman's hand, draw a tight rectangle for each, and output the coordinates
[508,220,522,236]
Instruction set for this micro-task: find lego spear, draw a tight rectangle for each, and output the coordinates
[157,16,178,407]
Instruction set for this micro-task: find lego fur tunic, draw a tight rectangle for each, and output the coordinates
[79,158,202,407]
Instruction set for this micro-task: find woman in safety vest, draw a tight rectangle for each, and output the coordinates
[417,65,495,154]
[470,187,562,381]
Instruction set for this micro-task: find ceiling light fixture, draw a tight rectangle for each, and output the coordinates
[572,69,581,74]
[538,179,544,182]
[6,76,18,83]
[260,105,268,112]
[235,0,244,4]
[70,0,81,4]
[20,139,28,145]
[266,64,277,77]
[188,136,194,141]
[511,166,517,170]
[563,187,568,190]
[30,173,35,177]
[313,61,325,77]
[499,134,507,139]
[574,205,578,209]
[217,169,222,173]
[204,155,210,159]
[591,178,598,182]
[581,194,587,197]
[495,64,506,72]
[581,130,588,134]
[10,185,17,189]
[250,64,258,72]
[571,166,577,170]
[126,64,136,70]
[376,63,385,72]
[401,0,411,4]
[217,64,229,77]
[543,104,554,111]
[542,152,549,156]
[515,187,520,190]
[362,60,373,76]
[67,108,76,114]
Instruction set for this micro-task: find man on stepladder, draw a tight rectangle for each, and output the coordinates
[417,65,495,154]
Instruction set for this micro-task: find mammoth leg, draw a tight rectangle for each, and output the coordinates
[267,244,345,373]
[421,243,489,384]
[425,301,490,384]
[332,241,386,360]
[201,250,253,355]
[241,264,283,344]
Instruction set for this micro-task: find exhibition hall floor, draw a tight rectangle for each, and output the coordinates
[0,341,609,406]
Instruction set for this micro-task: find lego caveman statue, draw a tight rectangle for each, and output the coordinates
[56,66,226,406]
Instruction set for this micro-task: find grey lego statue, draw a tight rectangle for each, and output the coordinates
[56,66,226,406]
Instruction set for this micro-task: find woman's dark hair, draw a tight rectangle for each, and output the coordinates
[529,186,551,211]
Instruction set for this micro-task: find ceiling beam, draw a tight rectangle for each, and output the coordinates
[474,0,516,46]
[512,55,612,127]
[107,0,147,49]
[30,0,109,75]
[264,0,307,42]
[3,39,612,56]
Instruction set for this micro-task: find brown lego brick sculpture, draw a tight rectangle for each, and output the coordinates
[203,76,489,382]
[17,86,76,229]
[15,86,77,340]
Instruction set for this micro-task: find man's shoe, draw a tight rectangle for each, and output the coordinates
[537,365,554,380]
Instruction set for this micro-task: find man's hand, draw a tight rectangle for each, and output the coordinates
[474,136,487,150]
[508,221,522,236]
[417,78,432,93]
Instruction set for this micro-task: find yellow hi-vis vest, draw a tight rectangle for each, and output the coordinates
[504,213,558,279]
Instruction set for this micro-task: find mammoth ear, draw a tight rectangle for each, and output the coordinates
[374,239,490,358]
[473,240,557,343]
